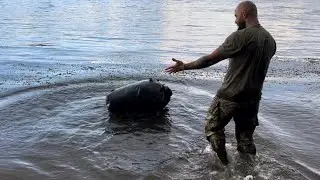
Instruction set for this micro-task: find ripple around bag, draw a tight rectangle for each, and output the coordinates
[106,78,172,113]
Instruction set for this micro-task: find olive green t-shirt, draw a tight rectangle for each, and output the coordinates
[216,25,276,102]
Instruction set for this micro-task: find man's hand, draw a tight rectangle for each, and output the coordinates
[165,58,185,74]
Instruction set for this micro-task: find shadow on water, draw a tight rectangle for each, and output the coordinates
[105,108,172,135]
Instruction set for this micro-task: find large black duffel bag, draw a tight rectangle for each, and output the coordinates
[106,78,172,113]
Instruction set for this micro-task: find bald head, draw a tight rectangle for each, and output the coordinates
[234,1,259,30]
[237,1,258,17]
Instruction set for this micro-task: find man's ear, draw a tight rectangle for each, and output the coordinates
[242,11,247,19]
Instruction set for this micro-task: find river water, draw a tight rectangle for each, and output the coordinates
[0,0,319,180]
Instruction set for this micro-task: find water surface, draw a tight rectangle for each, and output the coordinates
[0,0,320,179]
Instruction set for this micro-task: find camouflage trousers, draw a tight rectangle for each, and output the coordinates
[205,96,260,148]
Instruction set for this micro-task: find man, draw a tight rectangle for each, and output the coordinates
[165,1,276,165]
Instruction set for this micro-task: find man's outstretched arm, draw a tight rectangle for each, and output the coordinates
[165,49,225,74]
[184,49,224,70]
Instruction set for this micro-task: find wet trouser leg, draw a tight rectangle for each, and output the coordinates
[204,96,238,164]
[233,101,260,155]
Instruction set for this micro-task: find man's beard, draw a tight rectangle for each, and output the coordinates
[237,22,246,30]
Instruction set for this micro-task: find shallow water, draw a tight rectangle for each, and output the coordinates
[0,0,320,180]
[1,76,319,180]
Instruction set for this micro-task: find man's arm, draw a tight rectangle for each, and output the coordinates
[183,30,245,71]
[184,49,224,70]
[165,31,244,74]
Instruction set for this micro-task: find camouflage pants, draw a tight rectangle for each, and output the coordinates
[205,96,260,147]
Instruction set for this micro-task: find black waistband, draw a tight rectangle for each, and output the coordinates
[217,90,262,102]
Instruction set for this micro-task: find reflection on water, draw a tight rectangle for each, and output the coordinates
[106,108,172,135]
[1,0,320,64]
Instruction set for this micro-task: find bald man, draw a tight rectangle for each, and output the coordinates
[165,1,276,165]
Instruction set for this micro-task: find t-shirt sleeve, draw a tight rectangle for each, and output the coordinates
[217,30,247,59]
